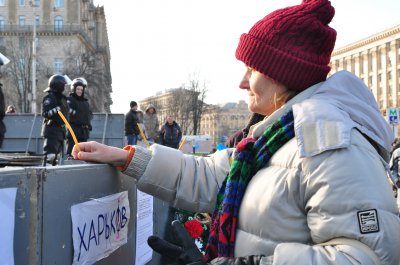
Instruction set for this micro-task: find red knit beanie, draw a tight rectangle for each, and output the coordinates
[235,0,336,91]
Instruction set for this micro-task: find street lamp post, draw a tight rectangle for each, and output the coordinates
[30,1,37,114]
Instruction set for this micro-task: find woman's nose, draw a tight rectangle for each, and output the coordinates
[239,76,249,90]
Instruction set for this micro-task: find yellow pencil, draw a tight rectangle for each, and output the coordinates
[178,136,187,150]
[57,111,81,152]
[137,124,150,148]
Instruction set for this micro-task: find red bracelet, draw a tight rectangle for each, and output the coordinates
[116,145,135,172]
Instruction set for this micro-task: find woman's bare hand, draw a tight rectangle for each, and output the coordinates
[72,141,129,168]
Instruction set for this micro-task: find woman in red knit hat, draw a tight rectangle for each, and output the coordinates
[72,0,400,264]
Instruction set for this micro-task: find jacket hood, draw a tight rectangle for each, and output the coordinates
[251,71,393,161]
[296,70,393,153]
[145,104,156,113]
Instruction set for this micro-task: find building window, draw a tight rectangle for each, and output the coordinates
[34,37,39,49]
[368,54,373,71]
[54,58,63,74]
[54,0,64,8]
[19,36,26,48]
[377,49,382,70]
[18,79,24,95]
[0,16,4,31]
[34,0,40,6]
[19,16,26,27]
[0,0,5,6]
[19,0,25,6]
[35,15,40,28]
[54,16,62,32]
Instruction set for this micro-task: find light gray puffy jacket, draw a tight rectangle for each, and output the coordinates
[124,71,400,265]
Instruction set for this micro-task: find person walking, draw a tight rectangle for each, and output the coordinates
[124,101,140,145]
[0,83,5,148]
[72,0,400,264]
[389,138,400,210]
[0,53,8,148]
[66,77,92,157]
[41,74,69,165]
[143,104,159,144]
[160,115,182,149]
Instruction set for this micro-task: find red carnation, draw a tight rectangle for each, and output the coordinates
[184,219,204,239]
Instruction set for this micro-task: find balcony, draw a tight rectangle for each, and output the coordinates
[0,24,97,49]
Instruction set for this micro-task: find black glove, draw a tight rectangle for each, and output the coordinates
[209,256,265,265]
[147,220,207,265]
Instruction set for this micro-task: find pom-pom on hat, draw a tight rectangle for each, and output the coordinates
[235,0,337,91]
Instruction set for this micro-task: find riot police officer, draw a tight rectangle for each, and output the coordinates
[66,77,92,157]
[0,56,6,148]
[41,74,68,165]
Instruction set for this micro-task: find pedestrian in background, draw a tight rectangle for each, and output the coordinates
[124,101,140,145]
[73,0,400,264]
[143,104,159,144]
[41,74,68,165]
[0,55,7,148]
[66,77,92,157]
[389,138,400,208]
[0,83,5,148]
[160,115,182,149]
[6,105,16,114]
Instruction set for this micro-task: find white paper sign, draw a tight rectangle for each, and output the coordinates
[135,190,153,265]
[71,191,130,265]
[0,187,17,265]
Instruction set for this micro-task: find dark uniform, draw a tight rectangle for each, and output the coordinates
[0,56,6,148]
[41,75,68,164]
[0,83,5,148]
[66,78,92,155]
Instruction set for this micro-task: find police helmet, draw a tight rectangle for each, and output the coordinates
[45,74,67,93]
[71,77,87,95]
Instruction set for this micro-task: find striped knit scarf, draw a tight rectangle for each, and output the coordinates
[204,110,295,260]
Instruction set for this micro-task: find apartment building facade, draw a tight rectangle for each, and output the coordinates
[330,24,400,115]
[200,100,251,145]
[139,90,251,146]
[0,0,112,113]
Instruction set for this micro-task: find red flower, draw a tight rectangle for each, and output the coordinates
[184,219,204,239]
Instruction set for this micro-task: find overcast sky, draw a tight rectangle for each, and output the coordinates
[92,0,400,113]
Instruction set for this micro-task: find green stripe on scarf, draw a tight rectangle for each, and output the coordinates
[205,110,295,260]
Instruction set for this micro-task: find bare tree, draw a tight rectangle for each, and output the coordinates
[167,88,189,133]
[63,47,109,112]
[166,74,207,135]
[184,74,207,135]
[4,36,33,113]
